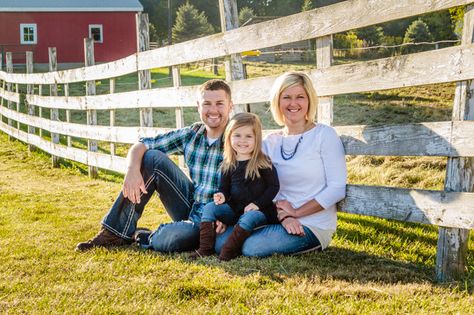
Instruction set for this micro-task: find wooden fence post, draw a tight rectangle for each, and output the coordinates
[172,66,185,169]
[137,13,153,127]
[84,38,98,178]
[38,84,42,137]
[64,83,71,147]
[316,35,334,125]
[436,5,474,282]
[26,51,35,152]
[5,52,13,141]
[109,78,116,156]
[219,0,246,113]
[49,48,60,167]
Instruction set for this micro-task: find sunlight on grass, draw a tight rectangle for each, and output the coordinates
[1,131,474,313]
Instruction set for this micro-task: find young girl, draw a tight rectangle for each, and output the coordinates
[193,112,280,261]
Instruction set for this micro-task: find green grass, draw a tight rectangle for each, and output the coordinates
[1,133,474,314]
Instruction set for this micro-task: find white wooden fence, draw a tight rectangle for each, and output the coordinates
[1,0,473,282]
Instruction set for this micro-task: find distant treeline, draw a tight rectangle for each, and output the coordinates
[139,0,464,56]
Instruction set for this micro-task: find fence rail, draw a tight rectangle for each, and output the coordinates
[0,0,473,282]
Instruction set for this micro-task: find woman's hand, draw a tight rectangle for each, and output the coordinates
[244,203,259,212]
[214,192,225,205]
[282,217,305,236]
[215,220,227,234]
[276,200,296,216]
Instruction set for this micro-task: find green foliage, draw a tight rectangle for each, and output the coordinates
[148,23,159,42]
[421,11,457,42]
[449,6,465,39]
[402,19,433,53]
[238,6,255,26]
[140,0,220,40]
[355,26,384,46]
[301,0,313,12]
[334,31,364,58]
[172,2,214,43]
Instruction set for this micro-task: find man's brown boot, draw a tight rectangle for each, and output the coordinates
[190,222,216,259]
[219,225,251,261]
[76,227,131,251]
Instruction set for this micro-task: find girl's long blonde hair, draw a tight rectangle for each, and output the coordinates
[222,112,272,179]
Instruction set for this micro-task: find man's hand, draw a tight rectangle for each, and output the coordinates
[215,220,227,234]
[244,203,259,212]
[276,200,296,216]
[122,168,147,204]
[282,217,305,236]
[214,192,225,205]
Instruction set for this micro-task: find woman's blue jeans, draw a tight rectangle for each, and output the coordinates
[201,202,267,231]
[101,150,201,252]
[215,224,322,257]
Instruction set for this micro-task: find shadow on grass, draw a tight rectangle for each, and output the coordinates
[121,243,432,286]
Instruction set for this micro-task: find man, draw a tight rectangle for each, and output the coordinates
[76,79,233,252]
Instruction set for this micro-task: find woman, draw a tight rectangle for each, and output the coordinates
[215,71,347,256]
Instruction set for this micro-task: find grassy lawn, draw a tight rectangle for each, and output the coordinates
[1,61,473,313]
[1,132,474,314]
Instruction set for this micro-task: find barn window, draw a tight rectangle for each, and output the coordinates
[89,25,103,43]
[20,24,37,45]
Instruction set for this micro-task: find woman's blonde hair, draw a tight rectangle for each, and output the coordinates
[269,71,318,126]
[222,112,272,179]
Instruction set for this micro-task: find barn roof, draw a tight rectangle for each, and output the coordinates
[0,0,143,12]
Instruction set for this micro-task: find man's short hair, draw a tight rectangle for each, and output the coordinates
[199,79,232,100]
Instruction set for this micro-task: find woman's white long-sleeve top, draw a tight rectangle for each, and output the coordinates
[263,123,347,249]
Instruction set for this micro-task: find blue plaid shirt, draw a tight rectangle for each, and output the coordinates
[139,123,223,205]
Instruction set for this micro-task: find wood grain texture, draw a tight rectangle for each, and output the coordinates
[336,121,474,157]
[0,105,168,143]
[436,4,474,282]
[0,121,127,172]
[339,185,474,229]
[0,88,20,103]
[316,35,334,125]
[24,44,474,111]
[48,48,60,167]
[84,39,98,178]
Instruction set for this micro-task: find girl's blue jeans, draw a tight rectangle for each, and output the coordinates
[201,202,267,232]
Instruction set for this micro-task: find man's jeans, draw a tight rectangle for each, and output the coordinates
[102,150,202,252]
[201,202,267,232]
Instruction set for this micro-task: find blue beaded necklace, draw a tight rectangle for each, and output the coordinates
[280,134,303,160]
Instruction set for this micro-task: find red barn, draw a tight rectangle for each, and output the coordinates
[0,0,143,67]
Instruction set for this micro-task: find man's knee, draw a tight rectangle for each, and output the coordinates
[143,150,170,169]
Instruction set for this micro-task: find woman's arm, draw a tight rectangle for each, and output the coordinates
[313,127,347,209]
[277,199,323,218]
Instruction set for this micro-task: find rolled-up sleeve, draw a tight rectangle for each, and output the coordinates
[139,127,191,155]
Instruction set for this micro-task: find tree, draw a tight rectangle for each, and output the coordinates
[421,11,457,42]
[239,7,255,26]
[402,19,433,53]
[172,2,215,43]
[301,0,313,11]
[356,26,384,46]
